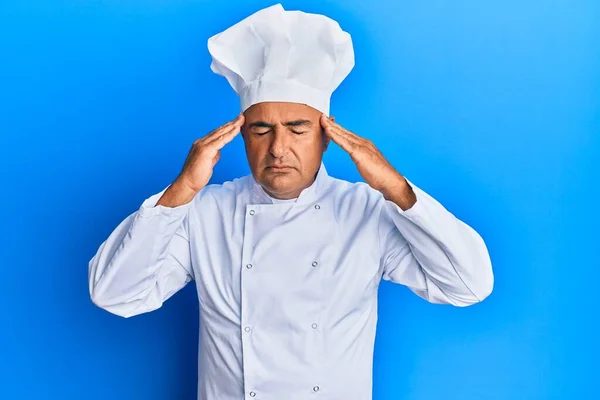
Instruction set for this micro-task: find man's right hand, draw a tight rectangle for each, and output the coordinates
[156,113,245,208]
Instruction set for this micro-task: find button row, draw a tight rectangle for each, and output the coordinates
[243,323,317,332]
[248,386,320,398]
[248,204,321,216]
[245,262,318,270]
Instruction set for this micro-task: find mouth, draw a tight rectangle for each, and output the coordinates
[266,165,294,172]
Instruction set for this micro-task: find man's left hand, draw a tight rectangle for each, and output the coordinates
[320,114,417,210]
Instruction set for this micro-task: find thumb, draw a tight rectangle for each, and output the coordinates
[212,150,221,167]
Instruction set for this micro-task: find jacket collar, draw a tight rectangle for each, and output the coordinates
[247,161,331,205]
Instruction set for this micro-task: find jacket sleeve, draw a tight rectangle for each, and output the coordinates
[378,178,494,307]
[88,185,195,318]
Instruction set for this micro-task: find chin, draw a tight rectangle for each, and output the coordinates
[263,178,294,191]
[260,176,298,195]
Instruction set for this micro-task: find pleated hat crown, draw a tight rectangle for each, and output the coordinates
[207,3,354,115]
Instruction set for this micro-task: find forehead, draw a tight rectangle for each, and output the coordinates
[243,101,321,122]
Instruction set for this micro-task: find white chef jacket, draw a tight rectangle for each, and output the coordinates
[88,162,493,400]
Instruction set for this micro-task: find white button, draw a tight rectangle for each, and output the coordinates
[312,261,318,267]
[246,263,253,269]
[249,210,256,215]
[244,326,251,332]
[311,323,318,329]
[249,391,256,397]
[314,204,320,210]
[313,386,320,392]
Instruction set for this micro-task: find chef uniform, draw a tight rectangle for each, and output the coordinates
[88,4,494,400]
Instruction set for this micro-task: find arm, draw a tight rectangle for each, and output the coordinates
[88,183,195,318]
[88,113,245,318]
[379,177,494,306]
[318,115,493,307]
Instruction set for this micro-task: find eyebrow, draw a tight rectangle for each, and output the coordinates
[248,120,313,129]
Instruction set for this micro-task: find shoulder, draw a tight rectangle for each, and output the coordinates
[326,176,386,217]
[191,175,250,206]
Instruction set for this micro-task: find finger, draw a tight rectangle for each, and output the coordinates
[209,122,243,149]
[213,113,244,135]
[204,116,244,147]
[326,127,356,153]
[207,113,244,139]
[321,114,350,138]
[320,113,333,129]
[328,122,364,148]
[325,120,365,156]
[320,117,345,144]
[328,120,360,141]
[211,150,221,167]
[321,117,361,152]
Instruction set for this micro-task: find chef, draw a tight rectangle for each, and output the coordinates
[88,3,494,400]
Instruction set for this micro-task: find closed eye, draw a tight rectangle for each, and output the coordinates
[254,130,305,135]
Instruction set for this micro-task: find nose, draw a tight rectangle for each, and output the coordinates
[269,128,290,158]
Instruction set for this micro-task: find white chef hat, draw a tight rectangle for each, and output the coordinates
[207,3,354,115]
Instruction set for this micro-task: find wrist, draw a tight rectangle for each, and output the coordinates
[156,178,198,208]
[381,177,417,211]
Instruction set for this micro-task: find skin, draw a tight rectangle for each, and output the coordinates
[158,101,416,211]
[241,101,332,200]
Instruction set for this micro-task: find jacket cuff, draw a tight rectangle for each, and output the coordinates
[137,185,193,218]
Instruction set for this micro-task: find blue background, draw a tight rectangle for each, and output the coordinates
[1,1,598,399]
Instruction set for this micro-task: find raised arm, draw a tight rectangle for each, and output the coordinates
[88,113,245,317]
[319,114,493,306]
[378,178,493,306]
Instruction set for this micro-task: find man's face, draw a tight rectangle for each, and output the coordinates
[241,101,332,200]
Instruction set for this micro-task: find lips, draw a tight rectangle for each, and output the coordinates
[267,165,293,171]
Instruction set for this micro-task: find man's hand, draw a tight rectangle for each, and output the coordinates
[157,113,245,208]
[320,114,416,210]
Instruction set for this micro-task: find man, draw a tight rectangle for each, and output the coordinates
[88,4,493,399]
